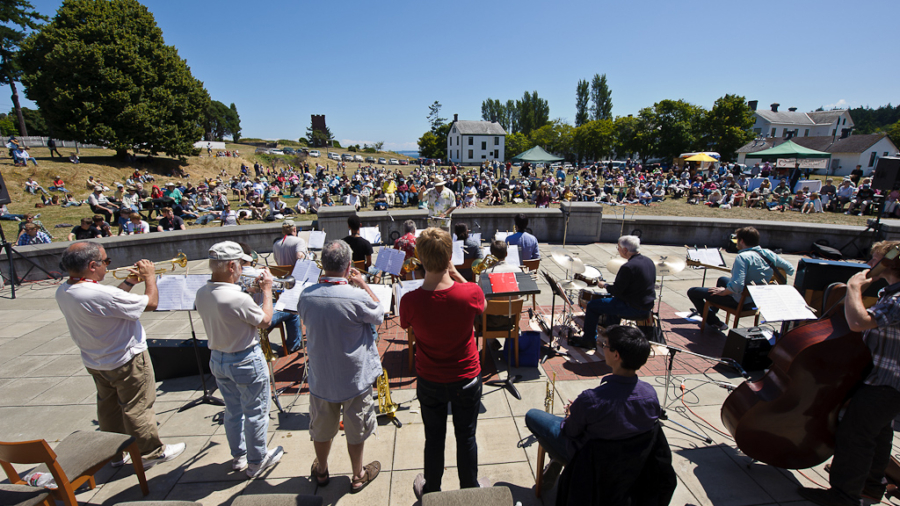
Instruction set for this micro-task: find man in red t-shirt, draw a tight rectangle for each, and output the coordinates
[400,227,486,499]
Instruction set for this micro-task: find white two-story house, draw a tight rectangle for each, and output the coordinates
[446,115,506,165]
[750,101,854,139]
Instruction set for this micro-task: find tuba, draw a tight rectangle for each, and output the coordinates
[471,255,500,276]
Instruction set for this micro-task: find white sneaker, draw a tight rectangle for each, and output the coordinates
[142,442,186,470]
[233,455,248,471]
[110,453,132,468]
[246,446,284,478]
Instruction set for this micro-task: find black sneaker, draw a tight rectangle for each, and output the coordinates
[542,460,563,491]
[797,487,856,506]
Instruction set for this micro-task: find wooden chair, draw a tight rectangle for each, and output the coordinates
[352,260,367,272]
[476,297,525,367]
[0,431,149,506]
[407,327,416,371]
[522,258,541,273]
[701,287,759,331]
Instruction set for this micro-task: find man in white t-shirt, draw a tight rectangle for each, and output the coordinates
[273,220,308,267]
[55,242,185,469]
[194,241,284,478]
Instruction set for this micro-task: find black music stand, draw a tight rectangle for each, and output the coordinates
[0,226,62,299]
[177,310,224,412]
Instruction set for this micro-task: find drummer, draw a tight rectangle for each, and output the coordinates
[571,235,656,350]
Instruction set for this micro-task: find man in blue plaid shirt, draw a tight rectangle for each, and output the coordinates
[16,223,52,245]
[800,240,900,506]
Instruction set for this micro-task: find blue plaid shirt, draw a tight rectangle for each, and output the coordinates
[864,283,900,392]
[17,231,51,245]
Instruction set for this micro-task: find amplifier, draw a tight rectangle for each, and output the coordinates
[794,258,886,296]
[721,327,772,372]
[147,338,211,381]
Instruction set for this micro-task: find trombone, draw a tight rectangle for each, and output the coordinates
[110,252,188,280]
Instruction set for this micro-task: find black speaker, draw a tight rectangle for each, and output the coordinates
[722,327,772,371]
[871,157,900,191]
[794,258,886,296]
[146,338,211,380]
[0,172,11,205]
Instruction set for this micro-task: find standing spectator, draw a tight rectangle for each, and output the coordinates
[299,240,384,493]
[194,242,284,477]
[850,165,864,186]
[47,138,63,158]
[400,228,487,498]
[17,223,52,245]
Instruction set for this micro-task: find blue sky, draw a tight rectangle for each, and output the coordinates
[3,0,897,151]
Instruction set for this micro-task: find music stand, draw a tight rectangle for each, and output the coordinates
[177,310,225,412]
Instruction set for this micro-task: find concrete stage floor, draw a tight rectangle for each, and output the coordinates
[0,241,889,505]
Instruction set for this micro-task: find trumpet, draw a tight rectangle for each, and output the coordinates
[401,256,421,274]
[544,372,557,413]
[238,271,296,295]
[110,252,188,280]
[471,255,500,276]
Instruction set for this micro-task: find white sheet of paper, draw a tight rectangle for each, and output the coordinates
[274,281,311,312]
[452,240,464,266]
[155,275,186,311]
[471,233,482,244]
[358,227,381,245]
[394,279,425,315]
[183,274,211,310]
[747,285,817,323]
[369,284,393,314]
[374,248,406,276]
[291,259,321,286]
[307,230,326,250]
[687,248,726,268]
[506,245,521,266]
[494,231,510,242]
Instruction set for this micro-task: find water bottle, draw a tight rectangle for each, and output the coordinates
[26,472,57,489]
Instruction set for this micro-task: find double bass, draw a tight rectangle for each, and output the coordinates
[720,284,872,469]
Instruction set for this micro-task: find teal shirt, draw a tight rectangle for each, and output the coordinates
[727,246,796,302]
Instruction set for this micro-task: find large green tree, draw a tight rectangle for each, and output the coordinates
[574,119,615,162]
[614,115,650,160]
[702,94,754,161]
[888,120,900,151]
[203,100,240,142]
[575,79,590,127]
[427,100,446,134]
[18,0,209,158]
[227,103,241,142]
[590,73,613,121]
[9,106,47,136]
[530,119,574,159]
[639,99,705,162]
[417,122,451,160]
[516,90,550,135]
[481,98,503,124]
[0,0,47,137]
[504,132,531,160]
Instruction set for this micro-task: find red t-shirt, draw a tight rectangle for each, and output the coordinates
[400,282,485,383]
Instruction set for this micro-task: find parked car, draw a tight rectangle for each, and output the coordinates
[309,150,320,157]
[270,149,284,155]
[353,154,364,162]
[389,158,399,165]
[563,162,573,170]
[378,158,387,164]
[328,152,341,161]
[255,147,269,154]
[341,153,353,161]
[365,156,376,163]
[282,147,295,155]
[399,159,409,165]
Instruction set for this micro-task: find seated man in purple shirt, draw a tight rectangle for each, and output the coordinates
[525,325,659,490]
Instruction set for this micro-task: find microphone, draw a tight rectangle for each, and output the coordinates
[387,212,394,222]
[474,221,481,229]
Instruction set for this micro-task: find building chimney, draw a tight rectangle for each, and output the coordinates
[788,107,797,112]
[453,114,458,123]
[770,103,780,112]
[840,128,851,139]
[748,100,758,111]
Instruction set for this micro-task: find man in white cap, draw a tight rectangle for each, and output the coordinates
[419,177,456,231]
[194,242,284,478]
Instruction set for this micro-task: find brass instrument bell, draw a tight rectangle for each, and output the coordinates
[110,252,188,280]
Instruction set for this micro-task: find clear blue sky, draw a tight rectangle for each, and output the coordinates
[3,0,897,151]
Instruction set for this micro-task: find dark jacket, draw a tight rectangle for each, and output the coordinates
[607,253,657,311]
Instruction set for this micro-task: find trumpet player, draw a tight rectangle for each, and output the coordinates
[298,240,383,494]
[194,241,284,478]
[55,242,186,469]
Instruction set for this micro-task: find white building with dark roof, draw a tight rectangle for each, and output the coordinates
[737,133,898,177]
[446,114,506,164]
[751,101,854,139]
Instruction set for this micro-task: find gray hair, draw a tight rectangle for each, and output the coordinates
[61,242,103,273]
[618,235,641,254]
[210,259,240,276]
[403,219,416,235]
[321,240,351,273]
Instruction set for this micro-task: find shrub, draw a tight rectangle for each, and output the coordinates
[331,140,342,148]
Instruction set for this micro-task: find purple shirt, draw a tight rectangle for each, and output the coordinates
[561,374,659,454]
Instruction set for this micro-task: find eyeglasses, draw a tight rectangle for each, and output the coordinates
[597,340,610,350]
[98,257,112,266]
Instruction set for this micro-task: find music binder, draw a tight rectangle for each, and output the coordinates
[489,272,519,294]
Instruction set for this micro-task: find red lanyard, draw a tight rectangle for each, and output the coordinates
[69,277,98,284]
[319,277,347,285]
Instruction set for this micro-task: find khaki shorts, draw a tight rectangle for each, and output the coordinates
[309,389,376,445]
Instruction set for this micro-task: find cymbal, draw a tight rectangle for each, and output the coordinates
[551,250,586,274]
[655,256,686,276]
[606,257,627,274]
[559,279,588,290]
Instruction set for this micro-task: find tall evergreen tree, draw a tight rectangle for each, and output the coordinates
[590,73,613,121]
[18,0,209,158]
[1,0,47,137]
[575,79,590,127]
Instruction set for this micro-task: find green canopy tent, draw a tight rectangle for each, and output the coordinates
[746,140,831,161]
[511,146,564,163]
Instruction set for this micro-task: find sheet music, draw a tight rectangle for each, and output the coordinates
[374,248,406,276]
[369,284,393,315]
[471,232,482,244]
[307,231,326,250]
[451,240,464,266]
[274,281,312,312]
[747,285,817,323]
[358,227,381,245]
[155,274,211,311]
[482,245,519,268]
[494,231,510,242]
[687,248,726,268]
[291,259,321,286]
[394,279,425,314]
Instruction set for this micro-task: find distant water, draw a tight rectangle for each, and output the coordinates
[396,150,419,157]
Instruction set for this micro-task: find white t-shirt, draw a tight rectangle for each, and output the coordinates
[194,282,266,353]
[273,235,308,266]
[221,210,238,226]
[125,220,150,234]
[55,282,149,371]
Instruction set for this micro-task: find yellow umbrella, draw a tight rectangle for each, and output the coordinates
[684,153,718,162]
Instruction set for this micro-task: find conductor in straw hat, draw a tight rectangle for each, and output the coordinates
[420,176,456,232]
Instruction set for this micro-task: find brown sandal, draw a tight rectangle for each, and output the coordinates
[311,458,329,486]
[350,460,381,494]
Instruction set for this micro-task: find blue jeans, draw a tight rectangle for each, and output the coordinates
[417,375,482,493]
[398,191,408,206]
[525,409,573,464]
[209,346,270,464]
[582,296,650,341]
[268,311,301,353]
[195,214,217,225]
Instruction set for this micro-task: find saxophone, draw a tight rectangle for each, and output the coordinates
[544,372,557,413]
[376,368,402,427]
[259,327,278,363]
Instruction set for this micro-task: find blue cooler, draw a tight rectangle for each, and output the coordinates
[504,330,541,367]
